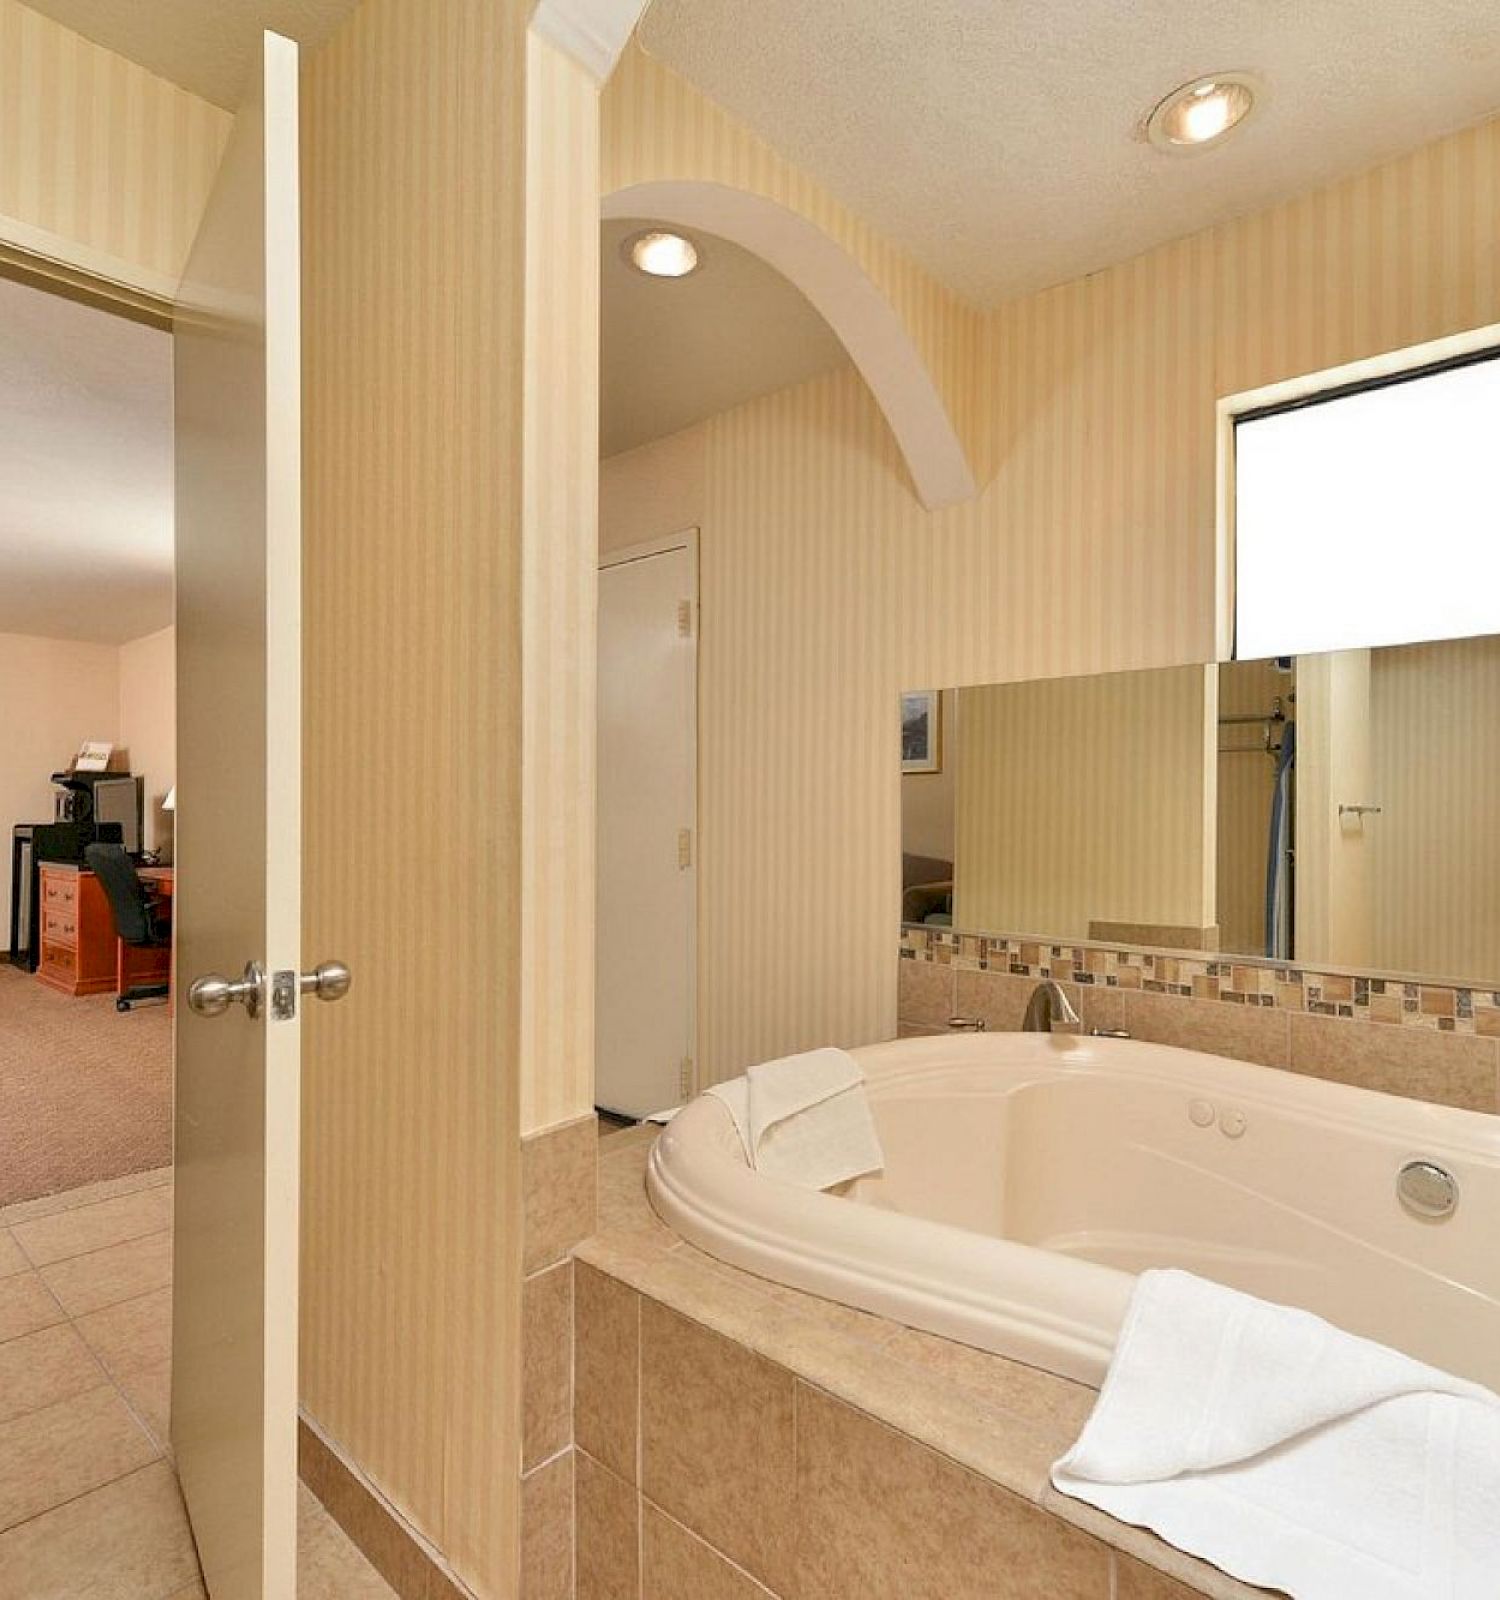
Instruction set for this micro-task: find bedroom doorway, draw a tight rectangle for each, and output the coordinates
[596,530,699,1119]
[0,271,177,1212]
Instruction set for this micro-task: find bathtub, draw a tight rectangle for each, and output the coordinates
[645,1032,1500,1389]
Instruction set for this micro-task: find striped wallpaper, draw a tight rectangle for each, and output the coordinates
[301,0,528,1591]
[603,106,1500,1083]
[0,0,227,291]
[602,40,983,486]
[521,32,601,1135]
[1370,637,1500,983]
[953,668,1215,941]
[1295,649,1375,970]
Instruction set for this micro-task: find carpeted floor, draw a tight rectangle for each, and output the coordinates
[0,962,172,1207]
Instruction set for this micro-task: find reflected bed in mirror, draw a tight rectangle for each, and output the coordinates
[902,632,1500,991]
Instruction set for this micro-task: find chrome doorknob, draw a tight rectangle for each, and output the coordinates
[188,960,266,1019]
[300,960,351,1002]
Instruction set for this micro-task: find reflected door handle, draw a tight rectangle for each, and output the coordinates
[300,960,351,1002]
[188,960,266,1019]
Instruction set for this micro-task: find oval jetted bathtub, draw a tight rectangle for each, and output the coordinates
[646,1032,1500,1389]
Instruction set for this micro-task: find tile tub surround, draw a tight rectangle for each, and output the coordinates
[575,1135,1268,1600]
[901,927,1500,1114]
[519,1113,600,1599]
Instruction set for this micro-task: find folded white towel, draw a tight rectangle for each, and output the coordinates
[1052,1269,1500,1599]
[705,1047,884,1191]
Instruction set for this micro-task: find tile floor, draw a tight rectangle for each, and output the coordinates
[0,1167,397,1600]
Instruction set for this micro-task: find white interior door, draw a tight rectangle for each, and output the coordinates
[172,34,304,1600]
[597,534,697,1118]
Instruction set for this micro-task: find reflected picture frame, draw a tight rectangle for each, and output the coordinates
[901,689,942,774]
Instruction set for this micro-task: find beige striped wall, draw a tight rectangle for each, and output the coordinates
[953,667,1215,941]
[0,0,227,289]
[1295,649,1375,970]
[521,33,601,1135]
[301,0,528,1591]
[602,41,983,481]
[602,108,1500,1083]
[1370,637,1500,982]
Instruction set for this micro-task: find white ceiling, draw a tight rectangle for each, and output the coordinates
[19,0,360,107]
[601,218,848,458]
[639,0,1500,305]
[0,278,175,645]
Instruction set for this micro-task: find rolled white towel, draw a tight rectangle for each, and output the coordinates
[706,1047,884,1191]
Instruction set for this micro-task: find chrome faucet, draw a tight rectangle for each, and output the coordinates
[1021,979,1081,1033]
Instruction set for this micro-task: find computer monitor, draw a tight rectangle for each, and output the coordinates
[92,776,143,855]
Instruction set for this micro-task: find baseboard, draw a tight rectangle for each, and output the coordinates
[298,1411,474,1600]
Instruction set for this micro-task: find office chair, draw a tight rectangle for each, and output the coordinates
[84,843,171,1011]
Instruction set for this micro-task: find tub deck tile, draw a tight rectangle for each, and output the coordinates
[577,1126,1278,1600]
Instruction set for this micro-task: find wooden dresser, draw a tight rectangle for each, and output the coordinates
[37,865,121,997]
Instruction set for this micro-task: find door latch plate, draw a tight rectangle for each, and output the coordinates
[270,970,298,1022]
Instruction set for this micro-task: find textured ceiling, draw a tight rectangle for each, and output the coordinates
[20,0,360,107]
[639,0,1500,305]
[601,218,848,458]
[0,278,174,644]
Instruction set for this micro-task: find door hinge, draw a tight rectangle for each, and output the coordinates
[677,599,693,637]
[677,827,693,869]
[679,1056,694,1099]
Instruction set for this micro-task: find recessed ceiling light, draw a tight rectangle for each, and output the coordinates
[626,230,700,278]
[1146,73,1259,153]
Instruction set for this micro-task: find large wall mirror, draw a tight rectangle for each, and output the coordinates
[901,632,1500,989]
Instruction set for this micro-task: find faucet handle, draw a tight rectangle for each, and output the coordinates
[946,1015,988,1033]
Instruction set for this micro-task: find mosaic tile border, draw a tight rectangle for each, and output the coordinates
[900,925,1500,1039]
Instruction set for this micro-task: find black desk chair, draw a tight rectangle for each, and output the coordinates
[84,843,171,1011]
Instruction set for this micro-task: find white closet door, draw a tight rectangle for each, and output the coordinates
[596,535,697,1118]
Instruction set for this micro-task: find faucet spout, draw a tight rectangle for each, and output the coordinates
[1021,979,1081,1033]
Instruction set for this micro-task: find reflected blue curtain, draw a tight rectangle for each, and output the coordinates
[1264,721,1296,959]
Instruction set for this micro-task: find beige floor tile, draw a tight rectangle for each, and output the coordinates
[0,1170,171,1232]
[12,1187,172,1268]
[0,1270,65,1342]
[0,1384,159,1532]
[41,1230,173,1318]
[0,1324,105,1424]
[296,1483,399,1599]
[76,1286,172,1380]
[0,1460,200,1600]
[0,1231,27,1279]
[115,1355,173,1452]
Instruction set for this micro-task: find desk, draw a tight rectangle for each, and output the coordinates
[36,864,174,999]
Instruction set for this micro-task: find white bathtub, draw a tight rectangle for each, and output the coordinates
[646,1033,1500,1389]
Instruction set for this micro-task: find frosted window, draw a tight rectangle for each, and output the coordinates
[1234,353,1500,658]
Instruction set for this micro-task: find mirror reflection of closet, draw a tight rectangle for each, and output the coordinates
[901,631,1500,989]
